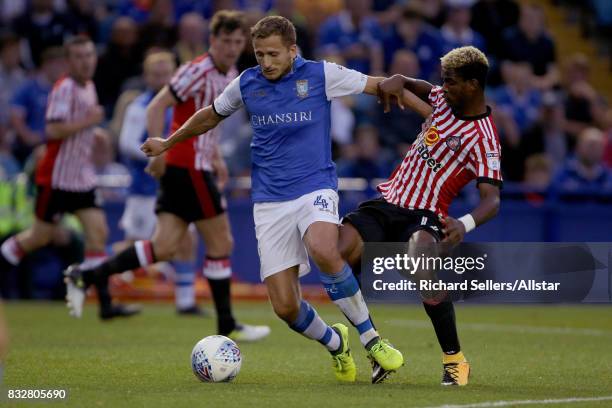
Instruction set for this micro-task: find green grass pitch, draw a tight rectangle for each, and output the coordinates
[3,301,612,407]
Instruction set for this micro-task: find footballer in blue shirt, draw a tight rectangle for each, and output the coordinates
[142,16,429,383]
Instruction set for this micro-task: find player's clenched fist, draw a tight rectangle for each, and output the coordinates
[140,137,168,157]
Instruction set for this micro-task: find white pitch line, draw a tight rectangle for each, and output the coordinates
[419,395,612,408]
[386,319,612,337]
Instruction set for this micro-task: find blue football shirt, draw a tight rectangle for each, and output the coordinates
[213,56,367,202]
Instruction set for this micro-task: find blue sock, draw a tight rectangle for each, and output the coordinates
[319,263,379,347]
[173,260,196,310]
[289,300,341,352]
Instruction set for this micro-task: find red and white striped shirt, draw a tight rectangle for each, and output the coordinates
[36,76,98,192]
[377,86,502,217]
[167,54,237,171]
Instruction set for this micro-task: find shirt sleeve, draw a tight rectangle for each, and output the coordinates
[45,82,71,122]
[212,75,243,117]
[427,86,444,106]
[323,61,367,100]
[169,62,208,103]
[470,126,503,187]
[119,101,148,160]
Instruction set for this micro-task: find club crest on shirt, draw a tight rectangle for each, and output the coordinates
[486,151,500,170]
[446,135,461,151]
[296,80,309,98]
[424,126,440,146]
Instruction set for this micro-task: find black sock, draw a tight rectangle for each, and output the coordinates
[95,278,113,312]
[207,277,236,335]
[423,301,460,354]
[85,244,155,285]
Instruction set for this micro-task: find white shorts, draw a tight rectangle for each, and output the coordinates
[119,195,157,240]
[254,189,340,281]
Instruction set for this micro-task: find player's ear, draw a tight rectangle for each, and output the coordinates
[288,44,298,58]
[468,78,479,92]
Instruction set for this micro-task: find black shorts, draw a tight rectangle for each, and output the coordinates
[35,185,99,223]
[156,165,225,224]
[342,197,443,242]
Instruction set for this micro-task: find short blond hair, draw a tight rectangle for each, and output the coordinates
[441,46,489,88]
[143,51,176,71]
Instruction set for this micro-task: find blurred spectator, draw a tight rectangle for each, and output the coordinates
[524,154,553,190]
[561,53,610,139]
[440,0,486,53]
[138,0,177,51]
[412,0,446,28]
[64,0,99,42]
[318,0,384,74]
[295,0,343,34]
[0,124,20,180]
[383,6,444,81]
[492,62,541,134]
[521,91,568,175]
[237,10,264,72]
[370,0,402,29]
[1,0,26,24]
[375,50,425,149]
[174,12,207,64]
[11,0,71,68]
[500,4,558,90]
[228,0,274,13]
[0,33,26,126]
[551,127,612,194]
[337,124,392,180]
[470,0,519,58]
[9,47,66,165]
[272,0,313,59]
[94,16,142,116]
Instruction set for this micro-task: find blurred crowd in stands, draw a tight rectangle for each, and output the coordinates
[0,0,611,204]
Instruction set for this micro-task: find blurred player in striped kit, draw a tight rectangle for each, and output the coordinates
[118,51,204,315]
[0,36,138,319]
[65,11,269,342]
[340,46,503,385]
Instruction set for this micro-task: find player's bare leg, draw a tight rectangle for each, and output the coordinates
[64,212,188,318]
[305,221,403,381]
[194,214,269,341]
[73,208,140,319]
[409,230,469,386]
[265,266,354,381]
[6,219,54,255]
[0,219,53,272]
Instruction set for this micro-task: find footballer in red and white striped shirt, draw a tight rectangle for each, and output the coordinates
[1,36,136,320]
[166,53,238,172]
[377,84,502,217]
[340,46,502,386]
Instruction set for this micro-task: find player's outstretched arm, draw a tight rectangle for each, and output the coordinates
[442,183,500,244]
[141,105,223,157]
[377,75,433,116]
[146,85,178,140]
